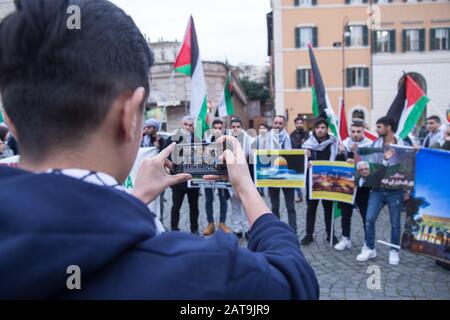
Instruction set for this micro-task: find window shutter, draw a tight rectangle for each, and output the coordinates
[295,28,300,48]
[312,27,318,47]
[429,29,435,51]
[362,0,368,3]
[390,30,396,52]
[312,0,317,5]
[419,29,425,51]
[448,28,450,50]
[363,26,369,46]
[346,69,353,88]
[363,68,370,87]
[373,0,378,3]
[296,70,302,89]
[345,30,351,47]
[372,30,377,53]
[402,30,407,52]
[294,0,299,6]
[345,0,350,4]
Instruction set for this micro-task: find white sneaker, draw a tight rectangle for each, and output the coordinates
[334,237,352,251]
[361,243,369,253]
[389,250,400,265]
[356,248,377,261]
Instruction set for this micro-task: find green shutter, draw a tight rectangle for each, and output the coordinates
[312,0,317,5]
[419,29,425,51]
[345,0,350,4]
[295,28,300,48]
[390,30,396,52]
[362,0,368,3]
[402,30,407,52]
[312,27,318,47]
[297,70,302,89]
[363,68,369,87]
[430,29,435,51]
[363,26,369,46]
[448,28,450,50]
[294,0,299,6]
[345,30,351,47]
[372,30,377,53]
[346,68,353,88]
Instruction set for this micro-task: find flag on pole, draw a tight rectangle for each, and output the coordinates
[338,96,349,142]
[386,74,429,139]
[173,16,208,139]
[0,110,4,123]
[217,72,234,117]
[308,43,339,137]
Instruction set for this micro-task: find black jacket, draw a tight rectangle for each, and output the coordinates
[290,128,307,149]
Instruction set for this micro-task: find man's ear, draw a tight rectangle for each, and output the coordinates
[3,112,18,141]
[121,87,146,143]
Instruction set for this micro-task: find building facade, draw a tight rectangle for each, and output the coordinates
[148,41,248,132]
[271,0,450,132]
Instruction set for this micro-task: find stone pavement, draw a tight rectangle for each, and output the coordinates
[159,188,450,300]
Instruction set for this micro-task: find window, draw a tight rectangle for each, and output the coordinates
[430,28,449,51]
[346,68,369,88]
[295,27,318,48]
[296,69,311,89]
[346,25,368,47]
[374,0,392,3]
[345,0,368,4]
[294,0,316,6]
[373,30,396,53]
[403,29,425,52]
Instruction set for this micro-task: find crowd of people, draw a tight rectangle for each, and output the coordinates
[138,112,450,268]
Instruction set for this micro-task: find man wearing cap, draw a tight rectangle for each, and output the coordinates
[141,118,164,150]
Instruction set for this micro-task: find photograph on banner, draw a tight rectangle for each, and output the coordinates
[354,146,416,190]
[254,149,306,188]
[0,155,20,167]
[188,179,232,189]
[401,148,450,263]
[309,161,356,204]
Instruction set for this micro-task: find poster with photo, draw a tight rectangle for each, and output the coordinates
[309,161,356,204]
[254,150,307,188]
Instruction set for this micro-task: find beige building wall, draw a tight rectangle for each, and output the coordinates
[272,0,450,133]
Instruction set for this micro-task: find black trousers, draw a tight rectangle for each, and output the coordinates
[306,198,333,237]
[340,187,370,238]
[171,188,199,233]
[268,188,297,233]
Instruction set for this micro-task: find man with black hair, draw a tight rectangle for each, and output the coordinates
[334,120,373,252]
[290,116,307,202]
[0,0,318,299]
[302,118,338,246]
[357,116,407,265]
[423,115,445,148]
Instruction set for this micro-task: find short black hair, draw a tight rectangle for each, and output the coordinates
[0,126,8,141]
[259,123,268,129]
[427,115,441,124]
[0,0,154,158]
[314,118,328,129]
[376,116,396,130]
[274,115,286,122]
[212,119,224,127]
[294,116,303,123]
[230,117,243,126]
[351,119,365,128]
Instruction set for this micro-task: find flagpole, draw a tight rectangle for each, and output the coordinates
[330,204,335,247]
[428,100,449,124]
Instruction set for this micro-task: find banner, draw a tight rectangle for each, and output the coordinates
[188,179,231,189]
[0,155,19,167]
[354,146,416,190]
[309,161,356,204]
[401,148,450,262]
[254,149,306,188]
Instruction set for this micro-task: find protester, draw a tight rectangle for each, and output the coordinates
[422,115,445,148]
[442,124,450,151]
[302,118,338,246]
[290,116,307,202]
[141,118,165,150]
[202,119,231,236]
[264,115,298,234]
[0,0,319,299]
[357,116,407,265]
[228,117,254,239]
[256,123,269,197]
[334,120,373,251]
[169,116,200,234]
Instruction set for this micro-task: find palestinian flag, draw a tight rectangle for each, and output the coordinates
[386,74,429,139]
[308,44,338,137]
[0,110,4,123]
[338,96,349,142]
[218,72,234,117]
[174,16,208,139]
[364,129,377,142]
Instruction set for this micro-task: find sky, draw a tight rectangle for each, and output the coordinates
[110,0,272,66]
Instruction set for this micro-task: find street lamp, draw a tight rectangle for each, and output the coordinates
[334,18,351,106]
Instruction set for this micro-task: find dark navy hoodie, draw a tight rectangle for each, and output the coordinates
[0,166,319,299]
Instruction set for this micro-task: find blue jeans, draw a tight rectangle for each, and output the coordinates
[365,189,403,250]
[205,188,228,224]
